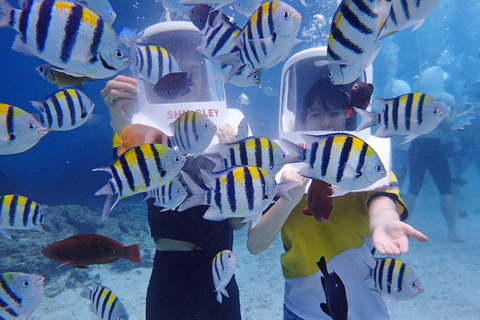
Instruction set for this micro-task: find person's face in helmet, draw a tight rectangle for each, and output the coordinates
[305,98,347,131]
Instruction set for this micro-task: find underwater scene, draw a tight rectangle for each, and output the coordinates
[0,0,479,319]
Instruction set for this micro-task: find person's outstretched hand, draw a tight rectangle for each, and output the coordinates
[373,220,429,256]
[101,75,139,133]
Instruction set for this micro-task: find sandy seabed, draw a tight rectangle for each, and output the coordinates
[30,180,480,320]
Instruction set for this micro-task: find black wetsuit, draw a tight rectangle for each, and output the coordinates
[145,156,241,320]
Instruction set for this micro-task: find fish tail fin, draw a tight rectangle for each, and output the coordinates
[354,107,378,132]
[0,0,13,28]
[41,209,57,233]
[276,181,299,201]
[178,172,205,212]
[277,139,307,164]
[216,291,223,304]
[125,244,142,263]
[100,194,118,220]
[316,256,328,276]
[76,280,91,299]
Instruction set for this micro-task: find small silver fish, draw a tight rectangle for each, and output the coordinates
[144,179,188,211]
[212,250,238,303]
[0,104,48,155]
[237,93,249,106]
[0,272,44,320]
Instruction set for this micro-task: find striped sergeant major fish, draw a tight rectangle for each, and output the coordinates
[212,250,238,304]
[354,92,446,144]
[0,194,56,240]
[144,178,188,211]
[315,0,391,85]
[296,133,387,196]
[378,0,440,40]
[129,42,181,85]
[169,111,217,155]
[207,136,304,174]
[94,143,186,219]
[192,5,261,87]
[0,103,48,155]
[215,1,302,81]
[370,257,424,301]
[0,0,130,79]
[30,88,95,131]
[78,280,129,320]
[0,272,44,320]
[178,165,293,228]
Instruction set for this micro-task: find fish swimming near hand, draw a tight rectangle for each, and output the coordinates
[113,123,169,156]
[154,72,194,100]
[370,257,424,301]
[0,0,130,79]
[315,0,391,85]
[144,179,188,211]
[94,143,185,218]
[343,82,374,119]
[296,133,387,196]
[378,0,440,40]
[30,88,96,131]
[0,272,44,320]
[168,111,217,155]
[317,256,348,320]
[215,1,302,80]
[354,92,446,143]
[0,194,56,240]
[36,64,94,90]
[42,234,142,268]
[302,180,334,223]
[212,250,238,303]
[0,104,48,155]
[78,280,129,320]
[178,166,293,228]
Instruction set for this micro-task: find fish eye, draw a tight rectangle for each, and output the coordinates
[23,280,31,287]
[375,165,383,172]
[204,123,209,128]
[114,49,125,59]
[173,156,181,163]
[328,71,333,79]
[353,83,358,89]
[283,11,290,20]
[411,281,417,287]
[252,74,258,80]
[28,123,36,130]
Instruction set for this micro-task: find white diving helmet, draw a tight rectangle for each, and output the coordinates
[133,21,245,137]
[278,47,391,192]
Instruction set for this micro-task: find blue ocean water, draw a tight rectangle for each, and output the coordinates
[1,0,479,319]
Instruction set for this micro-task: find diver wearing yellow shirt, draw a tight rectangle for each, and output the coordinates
[247,48,429,320]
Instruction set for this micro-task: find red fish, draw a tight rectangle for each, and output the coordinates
[42,234,142,268]
[113,123,168,156]
[302,180,334,222]
[344,82,374,119]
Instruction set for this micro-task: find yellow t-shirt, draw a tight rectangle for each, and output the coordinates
[280,173,406,279]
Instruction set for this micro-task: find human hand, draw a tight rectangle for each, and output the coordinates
[372,220,429,256]
[278,168,309,210]
[216,124,237,143]
[101,75,140,132]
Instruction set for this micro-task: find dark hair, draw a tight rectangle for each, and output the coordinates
[297,77,356,130]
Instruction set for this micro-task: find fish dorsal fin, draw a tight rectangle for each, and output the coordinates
[200,169,217,190]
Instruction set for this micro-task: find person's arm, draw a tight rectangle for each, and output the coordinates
[100,75,140,133]
[369,195,429,256]
[247,170,308,255]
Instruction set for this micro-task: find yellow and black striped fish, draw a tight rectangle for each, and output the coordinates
[30,88,95,131]
[297,133,387,195]
[0,194,55,240]
[355,92,446,143]
[179,165,291,228]
[370,257,424,301]
[208,136,303,174]
[318,0,391,85]
[0,0,130,79]
[0,103,48,155]
[212,250,238,304]
[130,43,181,85]
[78,280,129,320]
[94,143,185,219]
[379,0,440,39]
[169,111,217,155]
[216,1,301,81]
[0,272,44,319]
